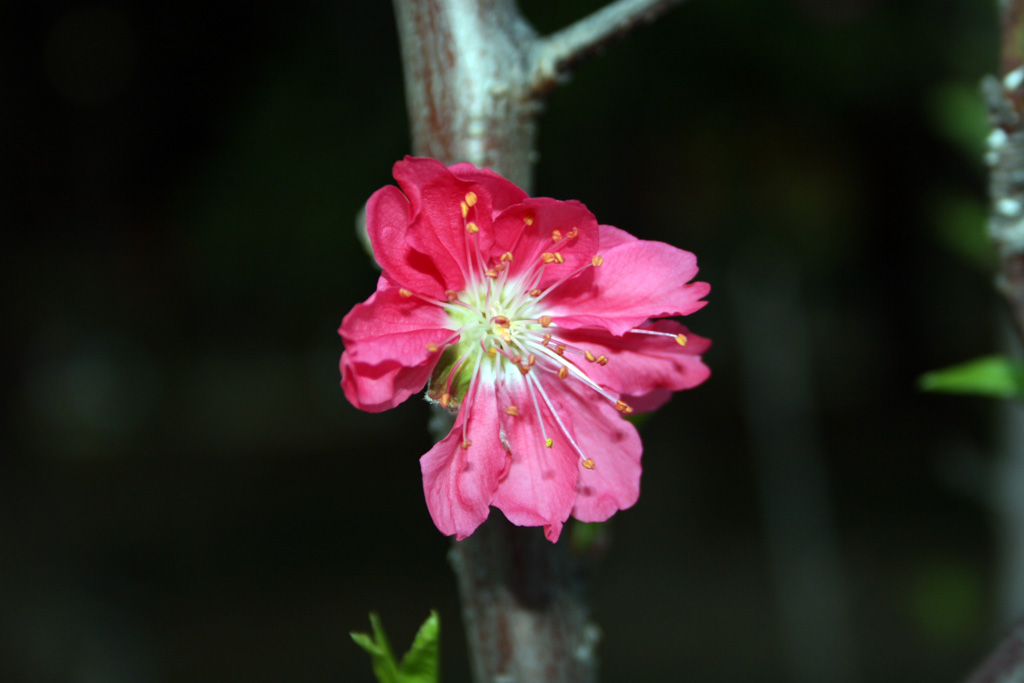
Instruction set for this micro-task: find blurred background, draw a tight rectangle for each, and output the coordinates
[1,0,1013,680]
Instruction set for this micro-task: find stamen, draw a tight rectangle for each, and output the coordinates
[615,400,633,414]
[545,438,554,448]
[582,458,595,469]
[440,393,452,409]
[461,202,469,218]
[529,288,542,297]
[566,227,579,239]
[524,214,534,226]
[466,222,480,234]
[596,355,608,365]
[527,373,590,464]
[465,191,478,207]
[493,315,511,328]
[399,288,412,297]
[505,405,519,416]
[584,350,596,362]
[591,255,604,267]
[539,316,553,327]
[676,333,688,346]
[461,440,472,449]
[541,253,557,264]
[557,366,569,380]
[552,229,563,242]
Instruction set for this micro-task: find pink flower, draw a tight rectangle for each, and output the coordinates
[340,157,710,542]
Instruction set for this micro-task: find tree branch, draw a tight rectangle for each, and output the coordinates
[962,616,1024,683]
[529,0,688,95]
[985,0,1024,342]
[389,1,684,680]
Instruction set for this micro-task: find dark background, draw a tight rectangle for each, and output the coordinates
[1,0,1009,681]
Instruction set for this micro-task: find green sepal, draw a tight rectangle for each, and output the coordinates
[351,611,440,683]
[919,355,1024,399]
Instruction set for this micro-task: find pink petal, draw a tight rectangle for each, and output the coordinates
[546,240,710,335]
[489,373,579,537]
[393,157,500,292]
[491,198,600,291]
[339,282,451,412]
[556,383,644,523]
[366,184,448,299]
[448,162,529,213]
[420,383,508,540]
[557,320,711,399]
[597,223,636,249]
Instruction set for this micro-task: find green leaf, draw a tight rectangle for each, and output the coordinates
[351,611,440,683]
[919,355,1024,399]
[396,610,440,682]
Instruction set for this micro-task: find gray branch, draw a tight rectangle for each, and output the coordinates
[389,1,686,680]
[530,0,688,95]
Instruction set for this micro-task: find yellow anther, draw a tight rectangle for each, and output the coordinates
[524,214,534,226]
[426,342,439,353]
[526,354,535,367]
[596,355,609,366]
[518,363,531,376]
[399,288,413,297]
[505,405,520,416]
[552,229,563,242]
[541,252,556,263]
[466,222,480,234]
[592,255,604,267]
[675,333,688,346]
[545,438,553,448]
[582,458,595,470]
[529,288,543,297]
[557,366,569,380]
[445,289,458,301]
[487,347,498,357]
[539,315,553,327]
[440,393,451,409]
[541,334,552,345]
[555,344,567,356]
[461,440,472,450]
[566,227,579,239]
[493,315,511,327]
[511,354,522,365]
[554,252,565,263]
[486,269,498,279]
[499,329,512,343]
[465,191,478,207]
[500,251,514,262]
[584,350,596,362]
[461,202,469,218]
[615,400,633,415]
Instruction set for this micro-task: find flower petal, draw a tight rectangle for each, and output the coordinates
[420,382,507,540]
[557,382,644,523]
[449,162,529,213]
[339,282,451,411]
[546,240,710,335]
[393,157,512,294]
[366,184,448,299]
[491,198,599,292]
[489,372,578,539]
[558,320,711,400]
